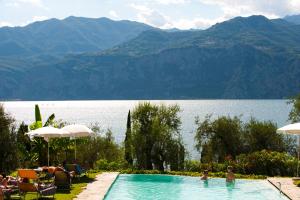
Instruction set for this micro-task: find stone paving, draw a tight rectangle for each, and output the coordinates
[268,177,300,200]
[75,172,119,200]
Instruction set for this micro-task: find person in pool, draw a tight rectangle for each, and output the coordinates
[201,170,209,180]
[226,166,235,183]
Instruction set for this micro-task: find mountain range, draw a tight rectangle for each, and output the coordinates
[1,15,300,100]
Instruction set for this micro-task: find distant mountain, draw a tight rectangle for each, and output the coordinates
[0,16,154,56]
[284,14,300,25]
[1,15,300,100]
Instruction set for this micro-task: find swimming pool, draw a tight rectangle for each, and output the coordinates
[104,174,288,200]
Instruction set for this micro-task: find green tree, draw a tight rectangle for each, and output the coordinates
[0,104,18,173]
[244,118,295,153]
[288,93,300,123]
[77,128,124,168]
[131,102,185,170]
[195,115,244,162]
[124,110,133,165]
[16,123,35,168]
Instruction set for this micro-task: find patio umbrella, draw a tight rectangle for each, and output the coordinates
[62,124,94,160]
[277,123,300,177]
[26,127,70,166]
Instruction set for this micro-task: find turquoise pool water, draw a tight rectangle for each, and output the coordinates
[104,174,288,200]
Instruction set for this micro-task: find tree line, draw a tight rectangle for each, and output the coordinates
[1,95,300,174]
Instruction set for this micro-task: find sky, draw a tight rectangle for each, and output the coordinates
[0,0,300,29]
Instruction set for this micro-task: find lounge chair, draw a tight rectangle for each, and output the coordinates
[17,169,39,181]
[54,171,71,190]
[18,169,57,199]
[18,182,57,199]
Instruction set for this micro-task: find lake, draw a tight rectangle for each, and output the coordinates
[1,100,291,159]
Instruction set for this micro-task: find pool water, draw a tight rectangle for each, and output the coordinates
[104,174,288,200]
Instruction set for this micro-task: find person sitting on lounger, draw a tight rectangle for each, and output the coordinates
[226,166,235,183]
[201,170,209,181]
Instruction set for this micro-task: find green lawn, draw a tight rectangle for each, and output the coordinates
[15,172,100,200]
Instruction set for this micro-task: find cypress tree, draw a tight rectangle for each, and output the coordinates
[124,110,133,165]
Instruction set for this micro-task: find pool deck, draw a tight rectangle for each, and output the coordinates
[268,177,300,200]
[75,172,119,200]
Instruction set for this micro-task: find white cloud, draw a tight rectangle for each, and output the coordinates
[165,17,224,29]
[5,1,19,7]
[21,15,49,26]
[130,3,224,29]
[153,0,190,5]
[200,0,300,19]
[109,10,119,18]
[0,21,13,27]
[18,0,43,7]
[5,0,47,8]
[131,4,169,27]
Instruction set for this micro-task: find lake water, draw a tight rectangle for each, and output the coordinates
[1,100,291,159]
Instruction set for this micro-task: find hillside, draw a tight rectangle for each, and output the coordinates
[1,15,300,100]
[0,16,153,56]
[284,14,300,25]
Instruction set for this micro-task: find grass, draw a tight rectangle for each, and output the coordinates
[294,180,300,187]
[16,172,100,200]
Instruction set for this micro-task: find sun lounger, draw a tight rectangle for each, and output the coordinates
[18,169,57,198]
[18,169,39,180]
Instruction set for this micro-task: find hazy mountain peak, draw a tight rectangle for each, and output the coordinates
[284,14,300,25]
[211,15,273,31]
[0,16,154,56]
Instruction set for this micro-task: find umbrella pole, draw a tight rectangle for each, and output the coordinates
[297,151,299,177]
[297,135,300,177]
[48,142,50,166]
[75,139,77,161]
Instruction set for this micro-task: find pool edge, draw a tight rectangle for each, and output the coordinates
[267,178,292,200]
[103,173,120,199]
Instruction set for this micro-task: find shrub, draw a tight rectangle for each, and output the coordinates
[236,150,297,176]
[96,159,127,171]
[119,169,266,179]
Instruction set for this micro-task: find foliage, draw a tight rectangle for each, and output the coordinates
[244,118,295,153]
[236,150,297,176]
[131,102,185,171]
[294,180,300,187]
[124,110,133,165]
[76,128,124,169]
[0,104,18,173]
[25,104,58,166]
[119,169,266,179]
[195,115,244,162]
[288,93,300,123]
[95,159,127,171]
[16,123,38,168]
[195,115,296,163]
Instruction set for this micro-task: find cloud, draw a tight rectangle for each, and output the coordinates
[21,15,49,26]
[164,17,224,29]
[109,10,119,18]
[0,21,13,27]
[131,4,169,27]
[200,0,300,19]
[5,0,46,8]
[19,0,43,7]
[153,0,190,5]
[130,3,223,29]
